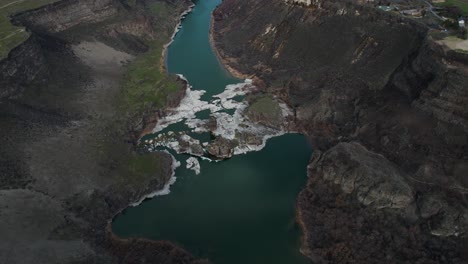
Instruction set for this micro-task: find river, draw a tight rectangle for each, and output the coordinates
[112,1,312,263]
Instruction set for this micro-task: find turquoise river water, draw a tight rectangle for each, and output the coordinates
[112,1,312,263]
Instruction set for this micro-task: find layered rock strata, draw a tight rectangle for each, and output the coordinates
[212,0,468,262]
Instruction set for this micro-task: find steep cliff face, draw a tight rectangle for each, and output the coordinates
[408,42,468,133]
[212,0,468,262]
[0,0,125,100]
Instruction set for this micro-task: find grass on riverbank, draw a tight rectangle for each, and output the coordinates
[119,40,182,116]
[0,0,59,59]
[109,0,186,187]
[118,0,185,117]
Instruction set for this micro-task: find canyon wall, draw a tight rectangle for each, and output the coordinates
[212,0,468,262]
[0,0,125,100]
[11,0,123,34]
[0,0,202,263]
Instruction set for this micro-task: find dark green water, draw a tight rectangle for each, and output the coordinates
[166,0,238,98]
[112,1,312,263]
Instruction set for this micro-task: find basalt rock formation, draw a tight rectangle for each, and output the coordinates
[0,0,205,263]
[212,0,468,262]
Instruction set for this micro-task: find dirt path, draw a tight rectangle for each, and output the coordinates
[0,0,25,10]
[0,29,24,41]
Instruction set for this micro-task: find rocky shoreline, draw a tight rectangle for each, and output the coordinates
[208,15,251,81]
[211,0,468,263]
[0,0,208,263]
[142,75,300,162]
[137,74,189,140]
[159,3,195,73]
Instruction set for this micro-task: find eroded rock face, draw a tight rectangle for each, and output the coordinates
[212,0,468,262]
[417,194,468,237]
[206,137,238,159]
[298,142,466,263]
[314,142,413,209]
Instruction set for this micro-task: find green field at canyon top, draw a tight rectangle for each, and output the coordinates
[0,0,59,58]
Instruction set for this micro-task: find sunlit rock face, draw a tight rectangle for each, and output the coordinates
[285,0,312,6]
[284,0,325,8]
[313,142,414,209]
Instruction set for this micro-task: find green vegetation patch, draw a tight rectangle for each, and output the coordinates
[147,0,179,35]
[102,0,188,189]
[119,40,183,116]
[125,152,165,183]
[103,137,170,190]
[246,95,282,126]
[0,0,59,59]
[436,0,468,16]
[117,0,186,117]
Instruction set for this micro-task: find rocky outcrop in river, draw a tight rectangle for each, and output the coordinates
[212,0,468,262]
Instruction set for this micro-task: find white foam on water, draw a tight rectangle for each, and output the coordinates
[186,157,201,175]
[199,156,221,162]
[211,112,241,140]
[147,132,205,157]
[152,75,223,133]
[185,118,210,133]
[147,77,297,160]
